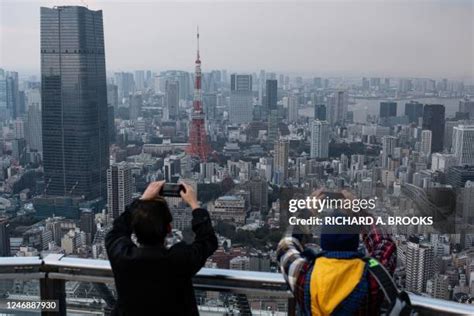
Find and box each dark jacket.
[105,204,218,316]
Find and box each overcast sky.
[1,0,473,80]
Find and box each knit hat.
[320,210,360,251]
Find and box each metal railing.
[0,254,472,315]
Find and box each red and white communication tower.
[187,27,212,161]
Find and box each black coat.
[105,205,218,316]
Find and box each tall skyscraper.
[285,94,298,123]
[310,120,329,159]
[134,70,145,91]
[381,136,397,168]
[405,101,424,124]
[26,91,42,152]
[41,6,109,200]
[267,109,280,142]
[129,93,142,121]
[107,84,118,109]
[0,218,10,257]
[158,70,190,101]
[452,125,474,166]
[405,240,434,293]
[273,139,289,185]
[107,162,133,219]
[165,80,179,120]
[114,72,135,101]
[422,104,445,153]
[203,93,217,121]
[420,130,432,157]
[380,101,397,118]
[0,69,7,120]
[314,104,327,121]
[327,91,347,124]
[265,79,278,111]
[229,74,253,124]
[247,176,268,212]
[458,99,474,119]
[80,209,96,245]
[5,71,19,119]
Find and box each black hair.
[130,198,173,246]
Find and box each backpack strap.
[363,257,399,305]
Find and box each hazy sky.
[1,0,473,80]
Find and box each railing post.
[288,297,296,316]
[40,276,66,316]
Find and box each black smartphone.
[160,183,185,197]
[322,191,345,199]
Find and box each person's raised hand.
[179,182,199,210]
[140,181,165,200]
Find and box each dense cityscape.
[0,3,473,314]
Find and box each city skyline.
[1,0,473,81]
[0,1,474,312]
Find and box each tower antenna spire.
[196,25,200,60]
[187,26,211,161]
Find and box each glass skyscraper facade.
[422,104,445,153]
[41,6,109,200]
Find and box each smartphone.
[160,183,185,197]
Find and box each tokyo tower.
[186,27,212,161]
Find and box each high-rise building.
[41,6,110,200]
[129,93,142,121]
[114,72,135,101]
[314,104,326,121]
[203,93,217,121]
[462,181,474,224]
[444,120,468,152]
[107,162,133,219]
[274,139,289,184]
[267,110,280,142]
[12,139,27,165]
[422,104,445,153]
[361,77,370,90]
[134,70,145,91]
[80,209,96,245]
[381,136,397,168]
[327,91,347,124]
[265,79,277,111]
[405,240,434,293]
[107,84,118,109]
[458,99,474,119]
[310,120,329,159]
[405,101,424,124]
[452,125,474,166]
[247,176,268,212]
[420,130,432,157]
[165,80,179,120]
[359,178,373,198]
[229,74,253,124]
[0,69,7,120]
[0,218,10,257]
[157,70,190,101]
[26,97,42,152]
[431,153,457,172]
[285,94,298,123]
[430,275,450,300]
[446,165,474,188]
[380,102,397,118]
[5,71,19,119]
